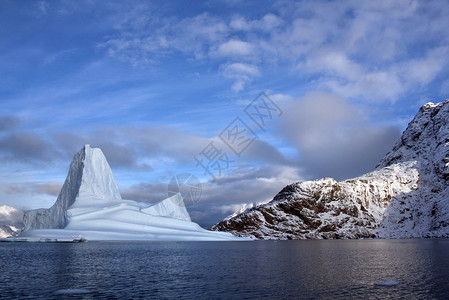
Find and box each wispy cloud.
[230,13,283,32]
[0,115,290,174]
[221,62,260,91]
[101,11,229,63]
[35,1,48,17]
[216,39,255,57]
[97,1,449,99]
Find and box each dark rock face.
[212,100,449,239]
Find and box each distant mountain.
[21,145,243,241]
[212,100,449,239]
[0,205,23,238]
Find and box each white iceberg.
[373,280,399,286]
[54,289,90,295]
[20,145,246,241]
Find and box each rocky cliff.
[212,100,449,239]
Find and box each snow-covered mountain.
[21,145,243,241]
[212,100,449,239]
[0,205,23,238]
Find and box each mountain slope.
[212,100,449,239]
[377,101,449,237]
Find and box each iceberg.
[54,289,90,295]
[373,280,399,286]
[20,145,245,241]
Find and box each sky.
[1,0,449,227]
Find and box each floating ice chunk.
[54,289,90,294]
[373,280,399,286]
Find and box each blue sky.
[1,0,449,227]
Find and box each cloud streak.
[2,182,62,197]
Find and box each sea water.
[1,239,449,299]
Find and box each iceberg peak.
[23,145,121,231]
[21,145,243,241]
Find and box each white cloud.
[269,0,449,101]
[222,63,260,91]
[100,10,281,92]
[36,1,48,16]
[101,12,229,63]
[222,62,259,76]
[229,16,250,31]
[97,1,449,97]
[229,13,283,32]
[216,39,255,57]
[259,13,283,31]
[0,205,24,228]
[400,46,449,86]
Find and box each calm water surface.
[1,239,449,299]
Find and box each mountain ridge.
[211,100,449,239]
